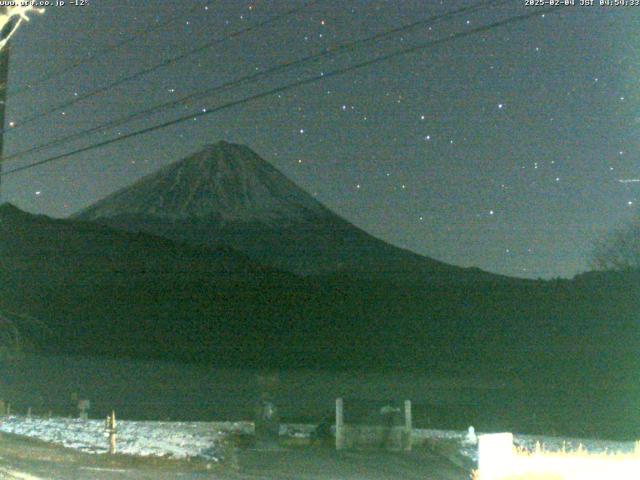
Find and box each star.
[6,0,631,281]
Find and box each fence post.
[106,411,117,454]
[478,432,514,480]
[404,400,412,451]
[78,400,90,420]
[335,398,344,450]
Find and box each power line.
[2,0,319,135]
[1,6,561,178]
[6,1,212,99]
[2,0,509,163]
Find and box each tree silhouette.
[591,216,640,271]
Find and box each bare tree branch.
[591,217,640,271]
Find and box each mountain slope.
[0,203,301,360]
[0,204,637,389]
[76,142,329,225]
[74,141,500,282]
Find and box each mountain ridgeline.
[0,142,636,383]
[74,141,499,283]
[2,199,638,375]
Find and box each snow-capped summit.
[74,141,500,281]
[77,141,330,226]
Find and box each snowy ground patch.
[0,415,636,467]
[0,416,251,461]
[413,428,638,464]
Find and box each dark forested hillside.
[1,203,638,382]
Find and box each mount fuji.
[74,141,500,284]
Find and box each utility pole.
[0,47,9,200]
[0,6,13,200]
[0,7,6,412]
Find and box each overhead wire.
[1,0,320,134]
[1,6,562,177]
[7,1,214,99]
[2,0,511,163]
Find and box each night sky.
[1,0,638,279]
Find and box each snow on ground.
[0,415,635,465]
[0,416,252,461]
[413,428,638,463]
